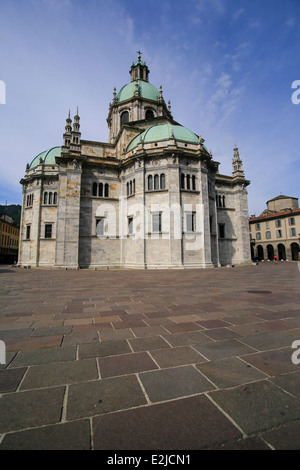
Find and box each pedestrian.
[274,255,278,264]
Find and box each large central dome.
[127,123,200,152]
[116,80,160,103]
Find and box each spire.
[232,143,245,178]
[73,107,80,132]
[62,110,72,151]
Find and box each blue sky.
[0,0,299,216]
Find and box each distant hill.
[0,204,21,226]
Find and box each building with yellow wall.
[249,195,300,261]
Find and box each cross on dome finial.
[137,50,142,60]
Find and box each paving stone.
[239,331,295,351]
[164,322,203,333]
[271,371,300,398]
[222,315,264,326]
[242,349,298,377]
[31,326,72,337]
[64,318,94,326]
[72,323,112,333]
[262,421,300,450]
[92,395,242,450]
[150,345,207,368]
[128,335,171,352]
[79,339,131,359]
[167,315,202,324]
[214,437,271,450]
[197,319,231,329]
[67,375,146,420]
[0,386,65,433]
[139,365,215,402]
[5,335,63,351]
[0,328,34,339]
[62,331,99,346]
[209,380,300,435]
[19,359,98,390]
[228,322,271,336]
[164,330,214,347]
[0,367,27,392]
[201,327,241,341]
[9,345,76,367]
[99,328,135,342]
[93,315,121,324]
[0,419,91,450]
[193,339,255,360]
[130,325,170,338]
[196,357,267,388]
[98,351,158,378]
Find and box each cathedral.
[18,53,251,269]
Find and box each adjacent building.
[0,215,20,264]
[249,195,300,261]
[18,54,251,269]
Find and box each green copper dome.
[116,80,160,103]
[29,146,61,169]
[127,123,200,152]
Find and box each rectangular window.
[44,224,52,239]
[266,231,271,239]
[276,229,282,238]
[186,213,195,232]
[218,223,225,239]
[96,218,105,237]
[289,217,295,226]
[152,213,162,233]
[255,223,260,230]
[290,227,296,236]
[128,217,133,235]
[26,225,31,240]
[266,221,270,229]
[275,219,282,228]
[256,232,261,240]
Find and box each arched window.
[222,196,226,207]
[120,111,129,126]
[104,183,109,198]
[133,179,135,194]
[99,183,103,197]
[92,183,97,197]
[181,173,185,189]
[145,109,154,120]
[48,192,53,204]
[192,175,196,191]
[186,175,190,190]
[160,174,165,189]
[154,174,159,190]
[53,192,57,204]
[148,175,153,191]
[43,192,48,205]
[127,182,129,196]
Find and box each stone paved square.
[0,261,300,449]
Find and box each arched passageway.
[291,242,299,261]
[277,244,286,261]
[257,245,264,260]
[267,244,274,261]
